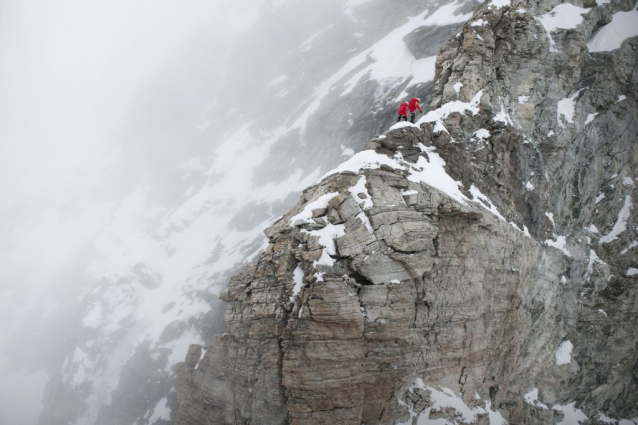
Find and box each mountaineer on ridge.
[409,97,422,123]
[397,102,409,122]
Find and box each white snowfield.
[587,8,638,52]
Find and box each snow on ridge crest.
[418,89,484,134]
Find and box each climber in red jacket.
[397,102,409,122]
[409,98,422,123]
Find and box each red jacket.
[398,102,408,116]
[409,98,422,113]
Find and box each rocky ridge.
[174,0,638,423]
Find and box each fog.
[0,0,452,422]
[0,1,261,423]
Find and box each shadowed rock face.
[174,0,638,423]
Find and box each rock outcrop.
[174,0,638,423]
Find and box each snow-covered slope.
[0,0,480,424]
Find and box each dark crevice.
[348,271,375,286]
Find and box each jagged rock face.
[175,140,556,424]
[175,0,638,423]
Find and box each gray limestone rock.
[174,0,638,423]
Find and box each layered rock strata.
[175,0,638,423]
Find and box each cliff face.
[174,0,638,423]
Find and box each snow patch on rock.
[599,195,633,244]
[587,8,638,52]
[552,402,589,425]
[470,185,506,221]
[538,4,589,51]
[409,144,468,205]
[546,235,571,257]
[290,192,339,225]
[555,340,574,365]
[557,89,584,127]
[398,378,507,424]
[523,388,549,409]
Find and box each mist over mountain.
[2,0,637,424]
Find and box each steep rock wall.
[174,0,638,423]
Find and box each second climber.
[408,97,422,123]
[397,102,409,122]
